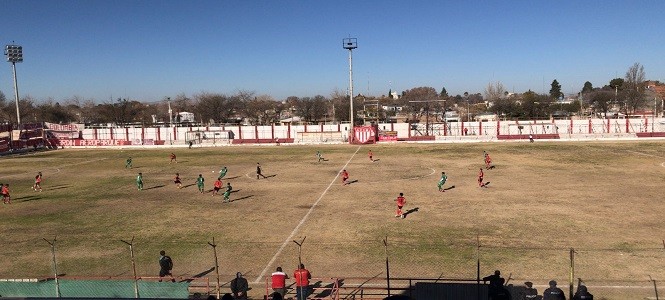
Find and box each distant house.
[279,116,302,125]
[474,113,497,122]
[177,112,195,123]
[382,105,403,112]
[444,111,461,122]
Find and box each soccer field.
[0,141,663,298]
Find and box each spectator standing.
[543,280,566,300]
[158,250,175,282]
[271,266,289,298]
[294,263,311,300]
[483,270,503,300]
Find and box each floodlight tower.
[4,44,23,125]
[343,38,357,137]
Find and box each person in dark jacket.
[230,272,248,300]
[572,285,593,300]
[543,280,566,300]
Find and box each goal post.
[296,131,345,143]
[185,130,233,145]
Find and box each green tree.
[582,81,593,93]
[609,78,624,91]
[549,79,563,100]
[440,86,448,99]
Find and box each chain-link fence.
[2,237,662,299]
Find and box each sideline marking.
[254,146,362,283]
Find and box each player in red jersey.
[33,172,43,192]
[368,150,374,162]
[169,153,177,164]
[2,183,10,204]
[395,193,406,218]
[174,173,182,189]
[212,178,223,196]
[484,153,492,169]
[340,169,349,185]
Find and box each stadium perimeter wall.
[45,117,665,147]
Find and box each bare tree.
[484,81,506,102]
[624,63,647,113]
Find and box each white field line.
[624,150,665,168]
[625,150,664,159]
[253,145,362,283]
[0,157,107,179]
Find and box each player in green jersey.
[218,166,228,179]
[136,172,143,190]
[223,182,232,203]
[438,172,447,192]
[196,174,205,193]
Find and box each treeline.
[0,64,659,125]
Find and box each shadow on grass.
[182,267,215,283]
[346,179,359,185]
[231,195,254,202]
[15,195,42,202]
[47,184,71,191]
[403,207,419,218]
[443,185,456,191]
[144,185,166,190]
[225,175,241,180]
[313,278,345,298]
[372,159,381,162]
[181,183,196,189]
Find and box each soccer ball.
[212,171,215,173]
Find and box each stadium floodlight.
[343,38,357,140]
[4,44,23,125]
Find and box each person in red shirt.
[368,150,374,162]
[33,172,43,192]
[478,168,485,187]
[169,153,177,164]
[341,169,349,185]
[2,183,10,204]
[395,193,406,218]
[212,178,223,196]
[174,173,182,189]
[485,153,492,169]
[271,266,289,298]
[293,264,311,300]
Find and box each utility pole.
[343,38,357,139]
[4,44,23,126]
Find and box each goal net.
[185,130,233,145]
[296,131,345,143]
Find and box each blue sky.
[1,0,664,103]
